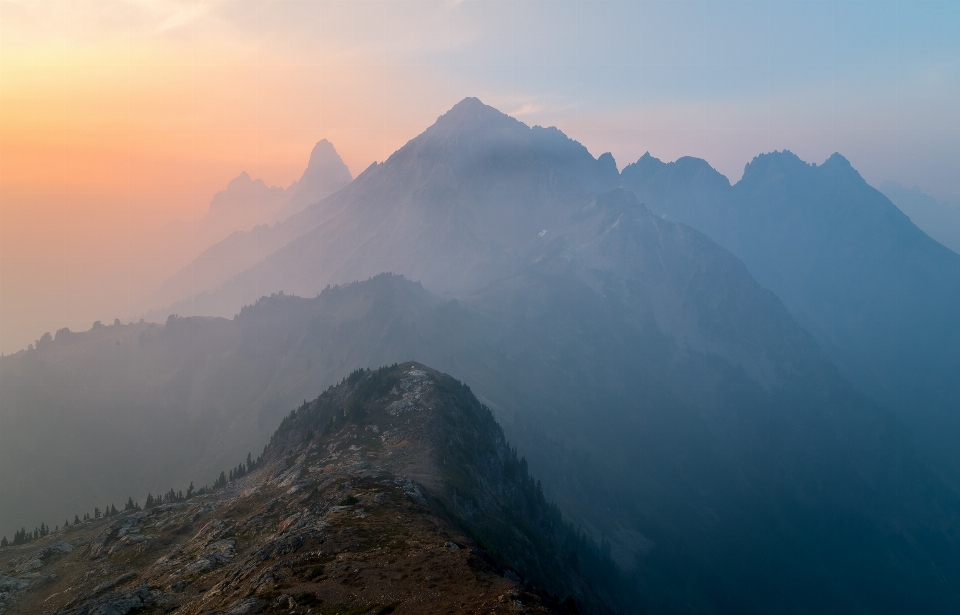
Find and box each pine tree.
[125,497,136,511]
[110,504,119,516]
[1,536,7,548]
[144,493,155,509]
[74,515,81,525]
[186,482,195,499]
[94,507,101,519]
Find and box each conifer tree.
[74,515,81,525]
[1,536,7,547]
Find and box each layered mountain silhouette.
[144,98,619,318]
[137,139,353,315]
[621,151,960,472]
[6,98,960,613]
[6,237,960,609]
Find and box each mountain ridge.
[0,363,621,615]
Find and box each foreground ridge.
[0,363,617,615]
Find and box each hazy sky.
[1,0,959,353]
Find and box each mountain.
[0,363,620,615]
[621,150,960,472]
[6,231,960,611]
[880,180,960,254]
[135,140,353,316]
[274,138,354,222]
[148,97,620,318]
[6,100,960,612]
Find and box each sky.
[1,0,959,353]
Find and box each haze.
[1,0,958,353]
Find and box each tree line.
[1,452,263,549]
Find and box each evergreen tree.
[144,493,155,509]
[125,497,136,511]
[94,507,101,519]
[110,504,119,516]
[74,515,81,525]
[1,536,7,548]
[186,482,195,499]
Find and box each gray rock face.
[57,585,159,615]
[0,576,28,592]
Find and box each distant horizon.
[2,0,958,354]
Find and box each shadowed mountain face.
[6,197,960,611]
[6,99,960,613]
[150,98,620,318]
[622,150,960,472]
[0,364,619,615]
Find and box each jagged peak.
[300,138,352,182]
[598,151,618,172]
[739,150,865,187]
[819,152,864,183]
[739,150,811,184]
[622,152,728,187]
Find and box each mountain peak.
[739,150,811,185]
[819,152,864,183]
[302,139,352,180]
[274,139,354,220]
[429,96,526,136]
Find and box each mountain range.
[621,151,960,473]
[0,364,622,615]
[4,98,960,613]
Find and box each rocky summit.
[0,364,614,615]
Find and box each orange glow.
[0,4,455,353]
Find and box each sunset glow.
[2,0,959,352]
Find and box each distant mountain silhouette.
[135,139,353,314]
[273,138,354,222]
[622,150,960,473]
[881,180,960,254]
[146,97,619,318]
